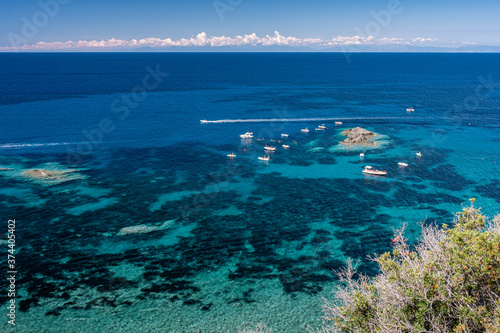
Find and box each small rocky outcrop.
[20,167,86,184]
[341,127,375,145]
[23,169,60,179]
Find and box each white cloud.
[322,36,408,46]
[0,32,440,51]
[411,37,438,43]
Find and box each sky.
[0,0,499,51]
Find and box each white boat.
[264,145,276,151]
[240,132,254,139]
[335,121,342,125]
[318,124,327,129]
[315,127,324,131]
[416,152,422,157]
[281,133,289,138]
[406,108,415,112]
[398,162,408,167]
[227,153,236,158]
[258,155,270,161]
[200,119,209,123]
[282,144,290,149]
[301,128,310,133]
[362,165,387,176]
[360,153,365,157]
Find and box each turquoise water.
[0,53,499,332]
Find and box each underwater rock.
[23,169,59,178]
[341,127,376,145]
[117,220,174,235]
[20,166,86,185]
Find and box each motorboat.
[318,124,327,129]
[258,155,270,161]
[398,162,408,167]
[301,128,310,133]
[416,152,422,157]
[264,145,276,151]
[362,165,387,176]
[240,132,254,139]
[360,153,365,157]
[406,108,415,112]
[282,144,290,149]
[281,133,289,138]
[200,119,209,123]
[315,127,324,131]
[227,153,236,158]
[335,121,342,125]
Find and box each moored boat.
[318,124,327,129]
[360,153,365,157]
[301,127,310,133]
[416,152,422,157]
[227,153,236,158]
[335,121,342,125]
[362,165,387,176]
[398,162,408,167]
[406,108,415,112]
[240,132,254,139]
[281,133,289,138]
[282,144,290,149]
[258,155,270,161]
[264,145,276,151]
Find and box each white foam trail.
[0,142,76,149]
[0,139,164,150]
[201,117,423,123]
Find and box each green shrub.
[316,200,500,333]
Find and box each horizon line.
[2,50,500,53]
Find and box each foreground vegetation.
[317,200,500,332]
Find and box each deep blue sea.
[0,53,499,332]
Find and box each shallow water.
[0,53,499,332]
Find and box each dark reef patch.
[476,181,500,203]
[0,141,470,314]
[317,156,337,165]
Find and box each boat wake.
[0,142,76,149]
[201,117,422,124]
[0,138,164,150]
